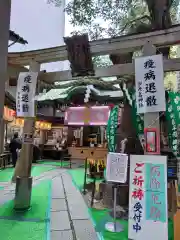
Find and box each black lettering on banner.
[22,104,29,112]
[24,75,32,84]
[146,96,157,106]
[22,84,30,92]
[145,82,157,93]
[144,70,156,81]
[144,59,155,69]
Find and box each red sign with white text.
[144,128,160,155]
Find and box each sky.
[9,0,71,71]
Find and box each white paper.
[16,72,38,117]
[176,71,180,92]
[128,155,168,240]
[106,152,128,183]
[23,133,33,144]
[135,55,166,113]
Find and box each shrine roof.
[35,86,123,102]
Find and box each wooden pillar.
[0,120,5,152]
[80,127,83,146]
[100,126,104,145]
[39,130,46,144]
[0,0,11,154]
[5,122,8,145]
[12,61,40,180]
[67,127,73,146]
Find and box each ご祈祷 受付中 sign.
[128,155,168,240]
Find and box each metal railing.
[0,152,11,170]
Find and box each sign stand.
[104,152,128,233]
[105,184,124,232]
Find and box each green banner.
[106,105,119,152]
[125,85,179,156]
[166,92,180,157]
[126,85,144,136]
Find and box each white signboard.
[23,133,33,144]
[128,155,168,240]
[16,72,38,117]
[106,152,128,183]
[135,55,166,113]
[176,71,180,92]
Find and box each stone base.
[14,176,32,211]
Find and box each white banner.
[16,72,38,117]
[106,152,128,183]
[128,155,168,240]
[135,55,166,113]
[176,71,180,92]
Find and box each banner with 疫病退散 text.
[135,55,166,114]
[16,72,38,118]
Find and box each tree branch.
[119,15,152,34]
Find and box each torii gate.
[1,0,180,236]
[8,24,180,181]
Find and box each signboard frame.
[128,155,168,240]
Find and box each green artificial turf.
[0,168,15,182]
[0,180,50,220]
[0,220,46,240]
[37,160,70,167]
[68,168,174,240]
[68,168,103,190]
[0,165,56,182]
[89,208,174,240]
[0,180,51,240]
[31,165,56,178]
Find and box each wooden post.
[13,61,40,180]
[0,120,5,153]
[0,0,11,154]
[80,127,83,146]
[39,130,46,145]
